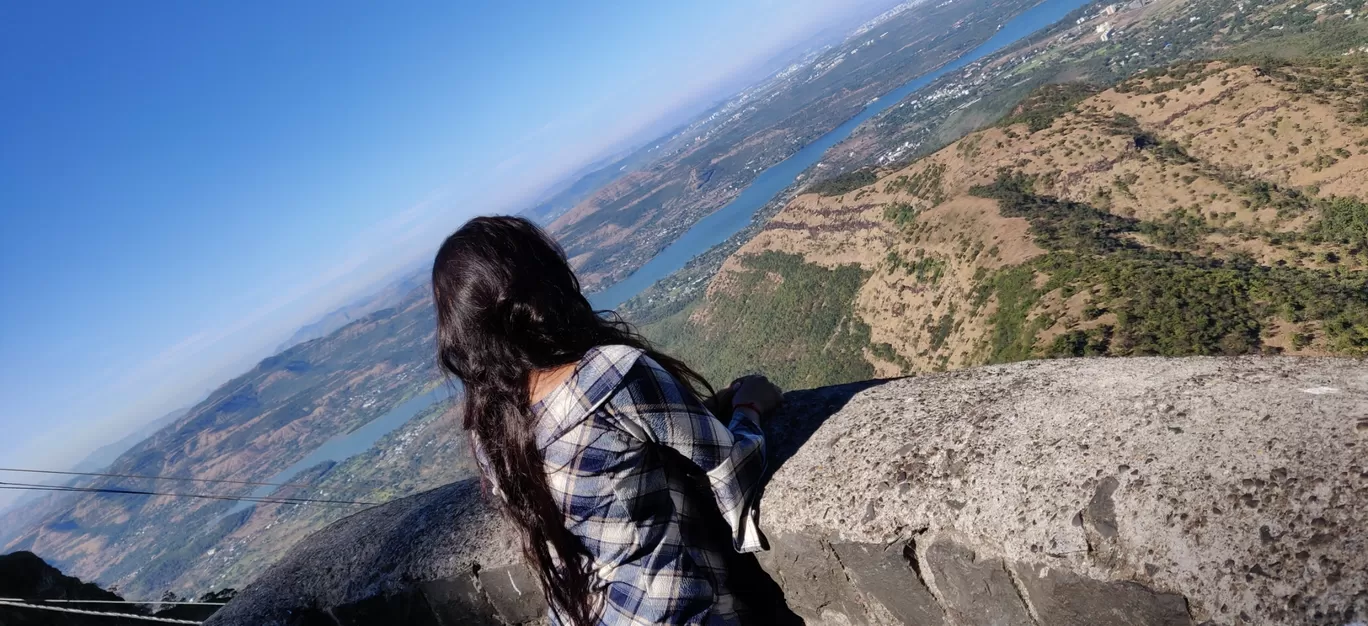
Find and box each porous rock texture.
[204,479,541,626]
[209,357,1368,626]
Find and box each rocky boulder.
[210,357,1368,626]
[0,551,155,625]
[204,479,537,626]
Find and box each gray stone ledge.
[210,357,1368,626]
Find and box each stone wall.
[208,357,1368,626]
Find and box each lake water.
[230,385,455,511]
[588,0,1091,309]
[252,0,1090,502]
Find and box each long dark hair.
[431,216,711,625]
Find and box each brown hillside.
[664,60,1368,380]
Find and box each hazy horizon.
[0,0,907,494]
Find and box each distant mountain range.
[0,407,190,518]
[517,0,910,227]
[520,151,651,225]
[274,266,428,352]
[69,408,189,475]
[0,283,441,597]
[543,0,1042,292]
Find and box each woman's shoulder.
[536,345,648,442]
[584,345,690,395]
[540,345,645,406]
[575,345,654,401]
[583,343,645,365]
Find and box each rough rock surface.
[210,357,1368,626]
[204,479,538,626]
[0,551,148,625]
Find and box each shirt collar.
[534,344,644,448]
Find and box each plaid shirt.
[524,344,768,625]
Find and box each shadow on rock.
[735,378,894,626]
[765,378,894,478]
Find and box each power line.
[0,599,202,624]
[0,467,312,489]
[0,598,227,607]
[0,482,376,507]
[0,484,368,507]
[0,482,374,507]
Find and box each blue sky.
[0,1,898,473]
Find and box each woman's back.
[529,345,766,625]
[432,216,787,625]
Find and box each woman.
[432,216,784,626]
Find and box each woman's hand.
[701,384,736,417]
[731,375,783,417]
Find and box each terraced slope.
[642,59,1368,389]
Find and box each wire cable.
[0,467,312,489]
[0,598,227,606]
[0,482,374,507]
[0,599,203,624]
[0,482,376,507]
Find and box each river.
[588,0,1091,309]
[228,385,455,513]
[251,0,1091,503]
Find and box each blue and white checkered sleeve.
[607,356,769,553]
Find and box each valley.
[3,0,1367,609]
[3,0,1087,599]
[621,0,1368,326]
[550,0,1047,292]
[0,288,445,597]
[640,58,1368,392]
